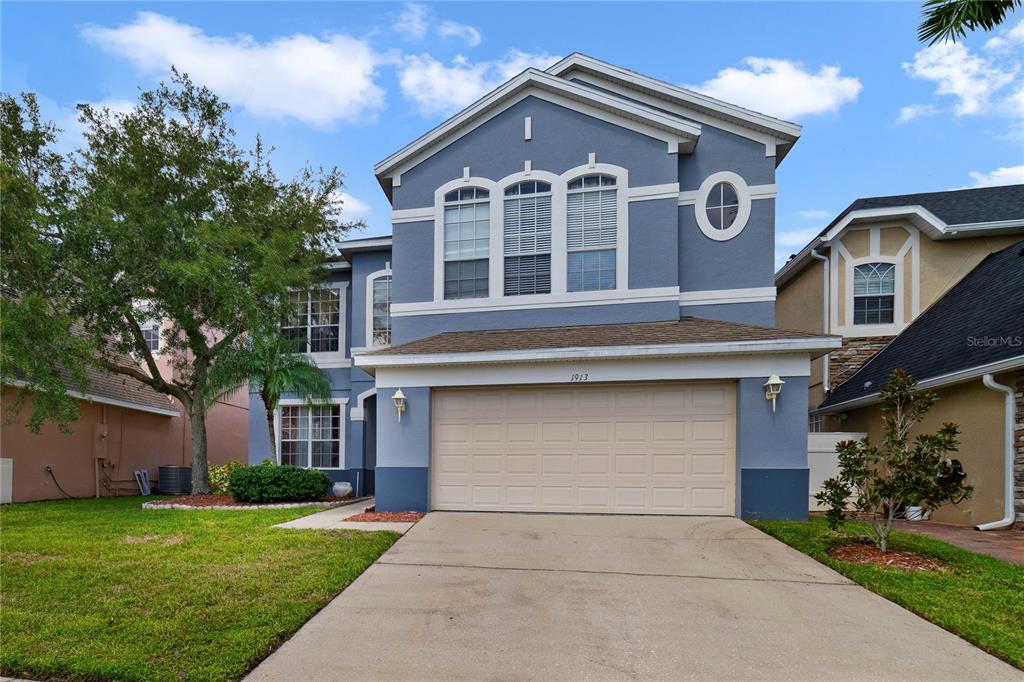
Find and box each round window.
[705,181,740,231]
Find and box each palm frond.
[918,0,1021,45]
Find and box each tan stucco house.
[775,185,1024,528]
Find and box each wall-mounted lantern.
[392,388,407,422]
[764,375,785,413]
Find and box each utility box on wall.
[0,458,12,503]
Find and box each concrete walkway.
[894,519,1023,565]
[247,513,1021,681]
[274,497,417,534]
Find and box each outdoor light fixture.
[392,388,407,422]
[764,374,785,413]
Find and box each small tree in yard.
[816,370,971,552]
[1,74,358,493]
[211,324,332,462]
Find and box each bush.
[208,461,244,495]
[228,463,332,503]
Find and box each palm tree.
[919,0,1020,44]
[212,327,332,461]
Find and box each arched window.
[503,181,552,295]
[853,263,895,325]
[566,174,617,292]
[368,272,392,347]
[443,187,490,299]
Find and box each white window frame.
[694,171,752,241]
[283,283,350,368]
[139,319,161,353]
[365,265,393,349]
[852,262,896,326]
[430,163,628,304]
[503,179,555,296]
[566,172,621,293]
[274,397,349,471]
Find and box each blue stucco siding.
[393,96,677,210]
[375,467,429,511]
[677,125,775,191]
[376,386,431,469]
[678,199,775,292]
[391,300,679,345]
[679,301,774,326]
[628,198,678,290]
[348,249,392,350]
[391,221,433,306]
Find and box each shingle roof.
[75,361,179,415]
[819,239,1024,411]
[829,185,1024,229]
[366,316,832,356]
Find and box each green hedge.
[228,463,332,503]
[208,460,244,495]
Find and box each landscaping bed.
[143,494,360,510]
[750,516,1024,670]
[346,511,425,523]
[0,496,400,682]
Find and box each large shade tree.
[1,73,358,492]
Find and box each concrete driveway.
[247,513,1020,681]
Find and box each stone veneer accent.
[828,336,895,389]
[1015,369,1024,528]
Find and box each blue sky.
[3,2,1023,268]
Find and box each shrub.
[208,461,244,495]
[228,463,332,503]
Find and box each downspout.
[976,374,1015,531]
[810,246,830,393]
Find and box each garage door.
[431,382,736,515]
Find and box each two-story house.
[248,54,839,520]
[776,185,1024,528]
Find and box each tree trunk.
[190,394,212,494]
[265,406,277,462]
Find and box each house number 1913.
[569,372,590,382]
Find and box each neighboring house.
[248,53,840,520]
[776,186,1024,527]
[0,341,248,503]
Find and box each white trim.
[627,183,680,202]
[524,116,532,141]
[693,171,752,241]
[375,70,700,179]
[815,355,1024,414]
[356,335,840,372]
[3,379,180,417]
[274,396,350,470]
[365,266,393,349]
[391,207,433,224]
[371,353,814,389]
[392,286,679,316]
[748,183,777,200]
[679,286,776,306]
[350,387,377,422]
[433,177,500,302]
[547,54,801,140]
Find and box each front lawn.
[0,496,399,682]
[750,516,1024,670]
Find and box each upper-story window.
[443,187,490,299]
[567,174,617,292]
[705,182,740,231]
[504,180,552,296]
[370,275,392,346]
[139,320,160,352]
[853,263,895,325]
[283,288,341,353]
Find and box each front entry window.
[280,404,341,468]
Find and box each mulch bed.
[144,494,356,510]
[829,543,948,572]
[346,511,425,523]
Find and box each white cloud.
[967,165,1024,187]
[438,20,482,47]
[686,58,862,120]
[392,3,429,40]
[82,12,384,126]
[984,18,1024,51]
[896,103,938,123]
[796,209,830,220]
[336,192,370,219]
[776,227,822,250]
[399,50,561,116]
[902,40,1017,116]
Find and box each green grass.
[750,516,1024,670]
[0,496,399,682]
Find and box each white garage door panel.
[431,383,736,515]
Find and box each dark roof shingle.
[367,316,830,356]
[819,239,1024,410]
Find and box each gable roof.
[777,184,1024,286]
[374,67,702,198]
[816,239,1024,413]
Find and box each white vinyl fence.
[808,432,866,511]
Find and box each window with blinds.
[504,180,552,295]
[443,187,490,300]
[566,174,617,292]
